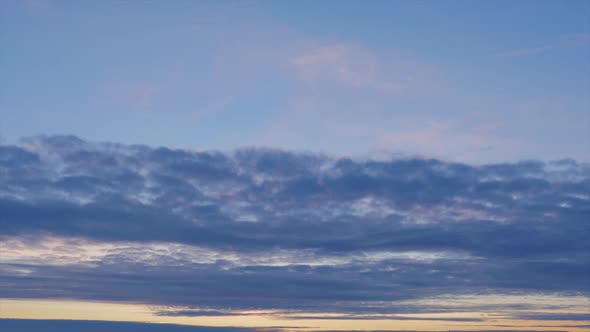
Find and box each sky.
[0,1,589,332]
[1,0,589,163]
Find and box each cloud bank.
[0,135,589,318]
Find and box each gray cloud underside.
[313,330,570,332]
[514,313,590,321]
[155,310,483,321]
[0,319,282,332]
[1,135,589,313]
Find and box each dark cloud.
[0,319,270,332]
[155,310,255,317]
[275,315,484,322]
[514,313,590,321]
[1,135,589,314]
[313,330,570,332]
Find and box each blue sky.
[1,0,589,163]
[1,1,590,331]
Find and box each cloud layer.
[1,135,589,317]
[0,319,263,332]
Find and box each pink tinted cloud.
[21,0,52,15]
[290,43,445,97]
[475,121,506,132]
[371,118,526,163]
[127,83,161,109]
[291,44,379,88]
[254,41,448,153]
[188,95,235,123]
[99,81,163,112]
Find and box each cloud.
[104,81,164,111]
[292,44,379,88]
[155,310,258,317]
[275,315,484,322]
[0,319,266,332]
[1,135,589,315]
[290,43,443,97]
[493,33,590,58]
[20,0,52,15]
[513,313,590,321]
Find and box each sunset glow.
[1,1,589,331]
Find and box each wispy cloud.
[290,43,443,97]
[494,33,590,57]
[101,81,164,112]
[291,44,379,88]
[371,116,524,163]
[20,0,52,15]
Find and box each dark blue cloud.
[514,313,590,321]
[273,315,484,322]
[0,319,268,332]
[0,135,589,314]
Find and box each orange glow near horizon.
[1,298,590,331]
